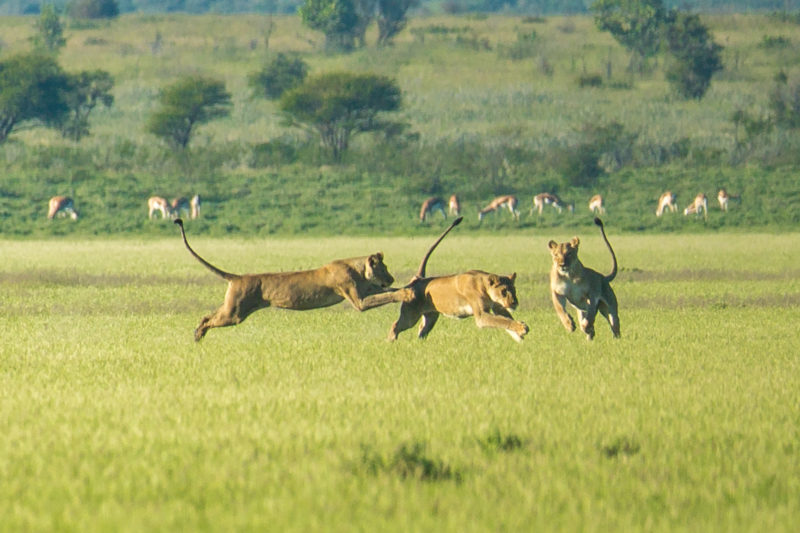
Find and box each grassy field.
[1,230,799,531]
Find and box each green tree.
[280,71,402,160]
[299,0,360,51]
[377,0,418,46]
[663,11,723,99]
[60,70,114,141]
[32,4,66,53]
[69,0,119,19]
[248,53,309,100]
[146,76,232,149]
[0,53,71,143]
[591,0,667,72]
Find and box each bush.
[248,53,308,100]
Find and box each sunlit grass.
[1,233,799,530]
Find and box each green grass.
[1,232,799,531]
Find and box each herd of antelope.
[46,194,201,221]
[419,189,740,223]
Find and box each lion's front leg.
[472,306,529,342]
[551,291,575,332]
[577,307,596,341]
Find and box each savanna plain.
[1,231,799,531]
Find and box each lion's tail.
[594,217,617,283]
[414,216,463,279]
[174,218,238,281]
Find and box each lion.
[175,218,397,341]
[365,217,529,342]
[548,218,620,340]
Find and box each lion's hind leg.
[194,288,266,341]
[417,312,440,339]
[388,304,423,341]
[598,289,621,338]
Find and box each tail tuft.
[452,216,463,227]
[174,218,184,227]
[594,217,602,227]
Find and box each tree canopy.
[0,53,71,143]
[280,71,402,160]
[146,76,232,149]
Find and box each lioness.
[366,217,529,342]
[175,218,397,341]
[548,218,620,340]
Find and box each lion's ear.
[548,240,558,250]
[369,253,383,266]
[509,272,517,281]
[570,237,580,247]
[488,274,500,286]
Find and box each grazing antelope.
[419,197,447,223]
[717,189,740,212]
[479,195,519,222]
[684,193,708,219]
[148,196,173,219]
[448,194,461,217]
[588,194,606,215]
[532,192,566,216]
[656,191,677,217]
[190,194,201,219]
[170,197,191,219]
[47,196,78,220]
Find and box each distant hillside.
[1,0,798,16]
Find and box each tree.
[32,4,66,53]
[0,53,71,143]
[69,0,120,19]
[663,11,723,99]
[377,0,418,46]
[299,0,360,51]
[248,53,308,100]
[60,70,114,141]
[591,0,667,72]
[146,76,232,149]
[280,72,402,160]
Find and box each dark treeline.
[2,0,799,15]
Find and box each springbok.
[717,189,740,212]
[190,194,201,219]
[684,193,708,219]
[47,196,78,220]
[148,196,173,219]
[532,192,566,216]
[448,194,461,217]
[171,197,191,219]
[656,191,677,217]
[419,197,447,223]
[588,194,606,215]
[479,195,519,222]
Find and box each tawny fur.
[175,219,396,341]
[548,218,620,340]
[366,217,528,342]
[47,196,78,220]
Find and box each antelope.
[684,193,708,219]
[190,194,201,219]
[717,189,740,212]
[656,191,677,217]
[532,192,566,216]
[419,197,447,223]
[47,196,78,220]
[478,195,519,222]
[148,196,173,219]
[170,197,191,219]
[448,194,461,217]
[588,194,606,215]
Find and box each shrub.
[69,0,119,19]
[248,53,308,100]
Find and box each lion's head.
[487,273,519,311]
[548,237,580,275]
[366,252,395,288]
